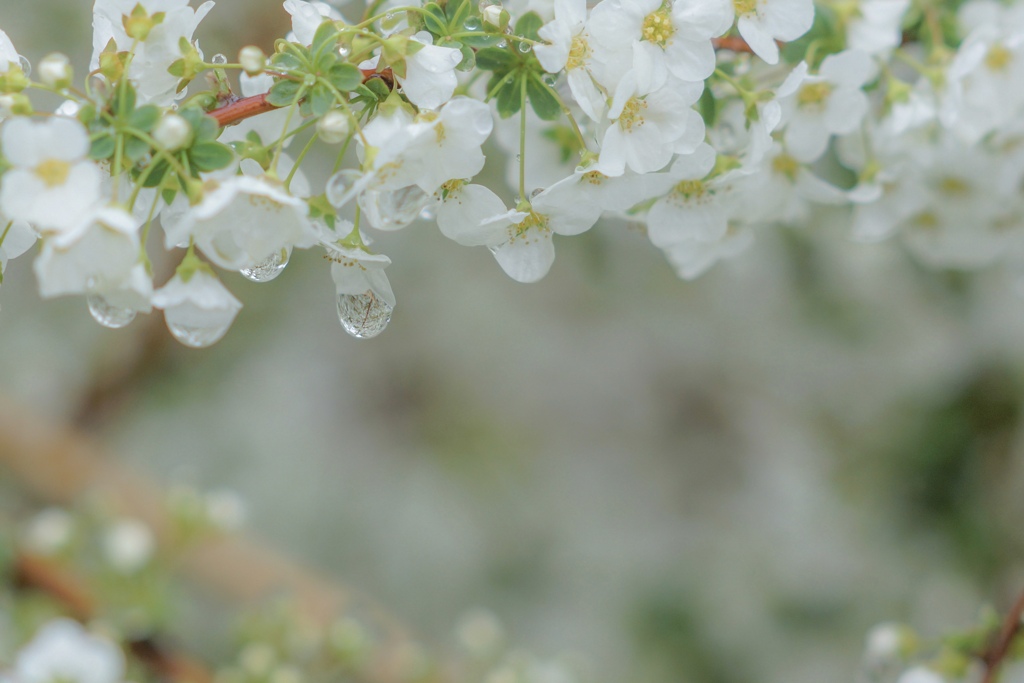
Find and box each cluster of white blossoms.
[1,0,1023,346]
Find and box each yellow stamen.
[35,159,71,188]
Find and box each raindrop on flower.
[360,185,432,230]
[463,17,481,31]
[240,248,290,283]
[543,75,557,86]
[212,53,228,65]
[87,292,137,329]
[419,204,436,221]
[517,42,532,53]
[337,291,392,339]
[326,169,363,208]
[167,321,233,349]
[17,55,30,76]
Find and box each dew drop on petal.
[167,321,232,348]
[362,185,431,230]
[419,204,436,221]
[212,53,228,65]
[326,169,363,208]
[240,248,290,283]
[337,291,392,339]
[18,56,30,77]
[87,293,136,329]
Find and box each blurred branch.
[0,395,417,683]
[980,588,1024,683]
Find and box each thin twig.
[981,589,1024,683]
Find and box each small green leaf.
[310,83,335,116]
[698,86,717,127]
[328,63,362,92]
[423,3,449,35]
[311,20,339,57]
[266,79,304,107]
[269,51,305,71]
[190,141,234,172]
[124,135,150,162]
[456,43,476,71]
[460,32,503,48]
[365,77,391,98]
[515,11,544,41]
[476,47,516,71]
[90,134,116,160]
[129,104,161,132]
[495,75,523,118]
[446,0,470,28]
[142,158,170,187]
[113,82,137,119]
[526,73,560,121]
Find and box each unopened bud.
[317,110,351,144]
[153,113,192,151]
[482,5,503,26]
[239,46,266,76]
[39,53,72,89]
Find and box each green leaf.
[526,74,560,121]
[142,158,170,187]
[364,77,391,98]
[167,58,185,77]
[423,3,449,35]
[515,11,543,41]
[495,75,523,118]
[327,63,362,92]
[456,43,476,71]
[124,135,150,162]
[189,141,234,172]
[113,82,137,119]
[90,133,116,160]
[446,0,470,28]
[266,79,304,107]
[310,83,335,116]
[269,51,305,71]
[129,105,161,132]
[460,32,503,48]
[476,47,516,72]
[698,86,717,127]
[311,20,339,57]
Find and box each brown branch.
[210,68,395,128]
[981,589,1024,683]
[712,36,756,54]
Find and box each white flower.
[0,217,38,264]
[164,175,316,271]
[436,183,529,247]
[14,618,125,683]
[732,0,815,65]
[153,113,192,151]
[33,207,140,299]
[847,0,911,56]
[152,269,243,348]
[38,53,72,88]
[91,0,215,106]
[397,32,462,110]
[663,225,754,280]
[103,518,155,574]
[0,28,18,71]
[863,622,910,667]
[403,97,493,192]
[597,71,705,176]
[896,666,945,683]
[204,489,247,530]
[742,143,847,223]
[283,0,343,46]
[0,116,102,232]
[777,50,877,163]
[534,0,608,120]
[588,0,732,91]
[21,508,75,555]
[324,234,396,338]
[645,144,734,247]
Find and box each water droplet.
[212,53,228,65]
[240,248,290,283]
[326,169,363,208]
[543,75,557,86]
[497,40,508,49]
[87,293,136,329]
[360,185,431,230]
[463,17,481,31]
[337,291,392,339]
[167,321,232,348]
[515,154,521,162]
[385,11,395,20]
[338,45,351,58]
[419,204,436,221]
[303,73,317,86]
[530,187,543,199]
[17,55,30,76]
[517,42,532,53]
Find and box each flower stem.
[518,74,528,205]
[535,73,588,154]
[286,133,318,191]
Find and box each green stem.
[285,134,318,191]
[270,88,306,174]
[138,189,161,267]
[124,127,191,179]
[0,220,13,250]
[535,73,588,153]
[518,74,528,205]
[332,131,355,174]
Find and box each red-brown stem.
[712,36,757,53]
[981,589,1024,683]
[209,68,395,128]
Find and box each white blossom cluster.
[0,0,1023,347]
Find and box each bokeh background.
[4,2,1024,682]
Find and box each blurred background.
[4,2,1024,682]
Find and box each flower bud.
[38,53,72,89]
[153,113,192,151]
[482,5,504,26]
[317,110,351,144]
[239,46,265,76]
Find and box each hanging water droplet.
[17,55,30,76]
[360,185,431,230]
[543,75,557,86]
[326,169,363,208]
[517,41,532,53]
[212,53,228,65]
[419,204,436,221]
[385,11,395,20]
[338,45,351,58]
[497,40,508,49]
[166,321,232,348]
[515,154,521,162]
[240,248,290,283]
[463,16,481,30]
[337,291,392,339]
[87,293,136,329]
